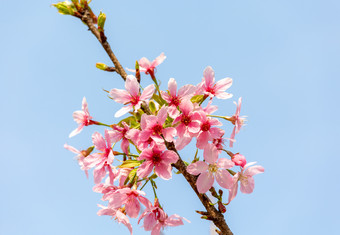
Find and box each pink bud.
[232,154,247,168]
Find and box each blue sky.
[1,0,340,234]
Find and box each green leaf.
[118,160,142,168]
[191,95,204,103]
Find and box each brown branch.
[81,9,127,80]
[70,6,233,235]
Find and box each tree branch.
[73,6,233,235]
[81,9,127,80]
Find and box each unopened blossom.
[138,199,187,235]
[196,112,224,149]
[187,143,234,193]
[110,122,139,155]
[128,52,166,77]
[110,75,155,117]
[106,188,150,218]
[197,66,233,99]
[228,97,246,147]
[64,143,92,177]
[231,153,247,168]
[137,147,178,180]
[84,130,117,184]
[161,78,195,118]
[97,205,133,235]
[228,162,264,203]
[139,106,176,148]
[173,99,202,150]
[69,97,95,137]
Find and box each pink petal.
[168,78,177,97]
[93,167,106,184]
[217,158,235,169]
[162,127,176,142]
[203,143,218,164]
[82,97,89,113]
[229,127,236,148]
[151,223,162,235]
[196,172,214,194]
[140,84,155,101]
[175,136,192,150]
[165,214,186,227]
[121,138,130,155]
[69,125,84,138]
[151,52,166,67]
[157,106,168,124]
[215,92,233,99]
[114,105,133,118]
[215,169,233,189]
[72,111,85,124]
[142,213,157,230]
[186,161,208,175]
[137,161,154,178]
[179,99,193,115]
[126,197,141,218]
[215,77,233,92]
[92,132,106,151]
[139,57,151,69]
[116,210,133,235]
[240,176,255,194]
[110,89,131,104]
[176,123,187,137]
[125,75,139,97]
[228,176,239,204]
[64,143,80,154]
[244,165,265,177]
[236,97,242,116]
[203,66,215,86]
[161,150,179,164]
[178,84,195,98]
[196,131,211,149]
[155,162,172,180]
[187,121,201,134]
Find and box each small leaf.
[119,160,142,168]
[191,95,204,103]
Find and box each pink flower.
[84,130,117,184]
[229,97,246,147]
[97,205,133,235]
[228,162,264,203]
[64,143,91,177]
[138,199,188,235]
[106,188,150,218]
[110,122,139,155]
[69,97,94,137]
[128,53,166,76]
[231,153,247,168]
[138,107,176,149]
[137,147,178,180]
[197,66,233,99]
[110,75,155,117]
[187,144,234,193]
[173,99,202,150]
[196,112,224,149]
[161,78,195,118]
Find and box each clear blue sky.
[1,0,340,234]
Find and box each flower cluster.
[65,53,264,234]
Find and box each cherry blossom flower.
[137,147,178,180]
[161,78,195,118]
[69,97,94,137]
[228,162,264,203]
[110,75,155,117]
[139,107,176,148]
[64,143,92,177]
[172,99,202,150]
[138,199,188,235]
[110,122,139,155]
[128,53,166,77]
[196,112,224,149]
[84,130,117,184]
[97,205,133,235]
[228,97,246,147]
[106,188,150,218]
[187,143,234,193]
[197,66,233,99]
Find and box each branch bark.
[77,7,233,235]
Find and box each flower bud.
[97,12,106,31]
[218,201,226,213]
[52,1,76,15]
[232,153,247,168]
[96,62,108,71]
